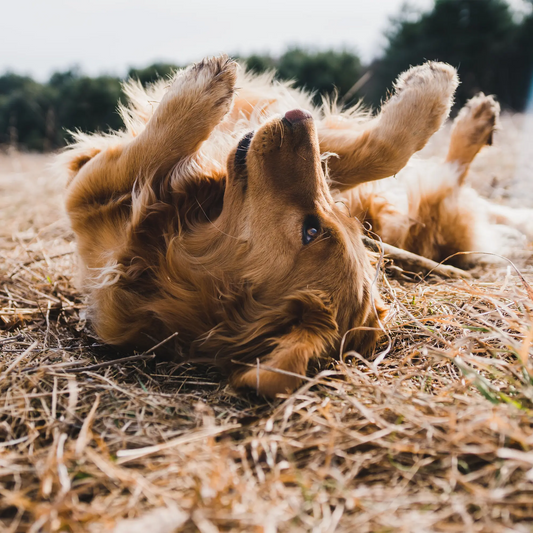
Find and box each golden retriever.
[59,55,531,397]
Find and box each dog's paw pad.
[383,61,459,152]
[455,93,500,146]
[193,55,238,85]
[395,61,459,100]
[169,55,237,102]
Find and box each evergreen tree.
[244,48,363,104]
[50,71,123,140]
[1,1,532,151]
[365,0,518,109]
[128,63,179,86]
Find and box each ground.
[1,114,533,532]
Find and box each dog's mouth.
[235,110,314,169]
[234,131,254,168]
[229,109,320,202]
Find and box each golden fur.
[59,55,531,397]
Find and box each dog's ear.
[230,329,330,397]
[55,141,102,186]
[66,147,101,175]
[56,130,123,187]
[227,291,339,397]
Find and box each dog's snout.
[284,109,313,124]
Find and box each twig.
[362,236,472,279]
[116,423,241,463]
[0,333,24,345]
[438,250,533,301]
[23,250,74,267]
[340,71,372,105]
[62,353,156,374]
[1,341,38,380]
[62,332,179,373]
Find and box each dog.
[59,55,532,397]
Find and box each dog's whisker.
[306,234,332,249]
[194,197,241,241]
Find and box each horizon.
[2,0,436,80]
[4,0,530,82]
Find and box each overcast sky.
[1,0,528,80]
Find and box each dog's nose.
[284,109,313,124]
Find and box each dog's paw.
[395,61,458,98]
[192,55,238,98]
[168,55,237,116]
[382,62,459,150]
[452,93,500,147]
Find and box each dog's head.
[197,110,386,396]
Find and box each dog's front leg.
[319,62,459,191]
[66,55,237,216]
[127,55,238,178]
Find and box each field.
[1,114,533,532]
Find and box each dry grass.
[1,114,533,533]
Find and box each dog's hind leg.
[319,62,458,191]
[391,94,501,263]
[446,93,500,184]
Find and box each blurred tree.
[244,48,363,104]
[128,62,179,86]
[277,48,363,104]
[50,70,123,142]
[2,1,533,152]
[0,74,53,151]
[0,73,37,96]
[364,0,519,109]
[0,70,124,150]
[507,3,533,110]
[243,54,276,74]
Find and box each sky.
[1,0,529,81]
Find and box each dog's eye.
[302,215,321,245]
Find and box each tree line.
[1,0,532,152]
